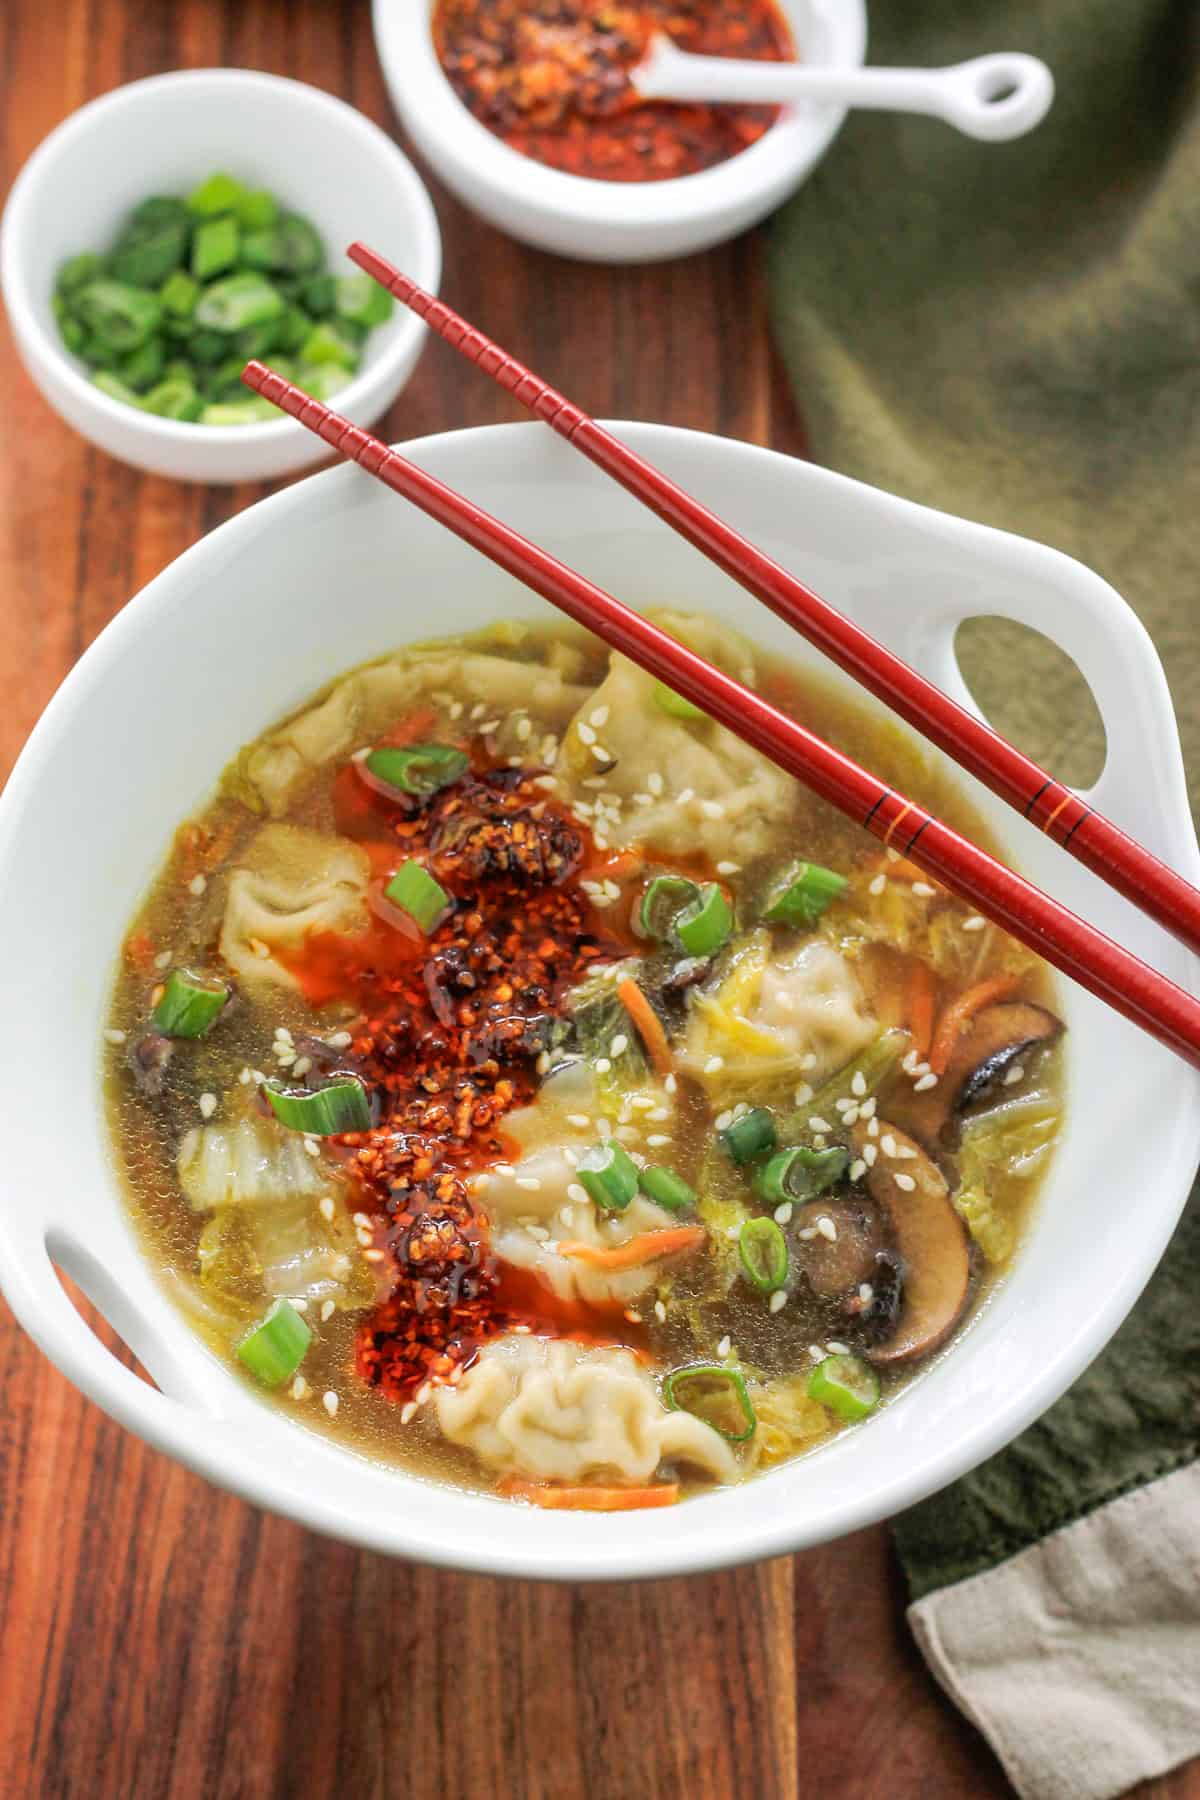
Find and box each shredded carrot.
[909,961,936,1059]
[557,1226,706,1270]
[616,977,674,1078]
[123,929,158,977]
[497,1477,679,1511]
[929,974,1019,1074]
[869,852,940,885]
[598,848,645,881]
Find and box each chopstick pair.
[240,260,1200,1074]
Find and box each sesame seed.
[896,1144,918,1160]
[327,1031,353,1049]
[863,1143,877,1168]
[715,1109,734,1132]
[808,1116,833,1133]
[800,1053,818,1072]
[292,1056,312,1077]
[199,1092,217,1120]
[726,1225,741,1240]
[400,1401,418,1425]
[321,1299,336,1322]
[664,1073,678,1096]
[704,1055,725,1074]
[717,1335,732,1359]
[104,1028,127,1045]
[631,1095,656,1111]
[793,1083,813,1106]
[589,744,611,764]
[842,1105,860,1126]
[647,772,665,796]
[902,1050,920,1075]
[1004,1063,1026,1086]
[590,705,610,728]
[894,1173,917,1192]
[239,1067,253,1085]
[676,787,695,805]
[610,1034,629,1057]
[536,1050,551,1075]
[773,1202,794,1225]
[700,799,725,820]
[869,874,887,896]
[716,861,741,875]
[886,848,900,863]
[449,700,464,720]
[594,1057,612,1074]
[648,1105,671,1121]
[188,873,207,897]
[858,1283,874,1306]
[577,722,597,745]
[527,1225,550,1241]
[912,882,936,898]
[798,1226,817,1241]
[322,1391,339,1417]
[816,1215,838,1242]
[563,1148,579,1167]
[515,1176,542,1191]
[851,1070,867,1097]
[911,1072,938,1092]
[963,914,986,932]
[859,1098,877,1120]
[647,1134,671,1148]
[364,1248,385,1264]
[302,1137,320,1158]
[567,1113,592,1130]
[356,1227,372,1246]
[478,719,501,735]
[625,1310,643,1324]
[769,1290,788,1314]
[291,1298,309,1314]
[494,1163,514,1177]
[654,1300,667,1324]
[319,1197,335,1222]
[416,1383,432,1406]
[154,949,172,970]
[615,1125,638,1143]
[533,774,558,791]
[881,1134,898,1156]
[827,1341,850,1356]
[849,1158,866,1181]
[808,1344,826,1362]
[515,717,532,741]
[290,1376,309,1400]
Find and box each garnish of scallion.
[754,1145,849,1206]
[672,882,732,957]
[807,1353,881,1422]
[237,1299,312,1386]
[719,1107,776,1166]
[664,1364,756,1441]
[365,743,469,797]
[639,874,700,941]
[384,860,450,932]
[762,860,848,927]
[738,1216,789,1294]
[151,968,230,1038]
[577,1139,640,1212]
[638,1165,696,1213]
[265,1077,370,1135]
[652,681,705,721]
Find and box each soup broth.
[105,612,1064,1508]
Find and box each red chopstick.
[241,357,1200,1073]
[347,242,1200,964]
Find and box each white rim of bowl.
[0,68,442,448]
[371,0,868,231]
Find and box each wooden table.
[1,6,1195,1796]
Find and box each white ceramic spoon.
[632,40,1055,143]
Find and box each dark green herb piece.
[56,251,102,295]
[720,1106,776,1166]
[301,273,337,316]
[193,270,286,332]
[754,1145,850,1206]
[664,1364,756,1441]
[299,321,359,369]
[116,337,166,393]
[639,874,700,941]
[807,1353,880,1422]
[187,171,247,216]
[190,214,239,281]
[235,188,278,230]
[673,883,732,956]
[577,1139,640,1213]
[73,279,162,351]
[237,1299,312,1386]
[738,1216,789,1293]
[365,743,469,797]
[265,1077,371,1135]
[762,860,848,927]
[151,968,230,1038]
[241,211,323,274]
[638,1165,696,1213]
[159,269,199,318]
[141,376,203,421]
[384,860,450,932]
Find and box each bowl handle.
[914,546,1197,874]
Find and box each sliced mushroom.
[901,1002,1062,1142]
[851,1121,970,1366]
[791,1198,883,1298]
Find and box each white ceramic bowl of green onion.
[0,69,441,483]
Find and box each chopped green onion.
[191,214,240,282]
[187,170,248,216]
[638,1165,696,1213]
[236,1298,312,1386]
[652,681,705,721]
[720,1107,776,1166]
[738,1217,789,1293]
[807,1353,880,1422]
[664,1363,756,1441]
[335,272,395,327]
[151,968,230,1038]
[365,743,469,797]
[638,874,700,940]
[577,1139,639,1212]
[384,860,450,932]
[265,1077,370,1135]
[673,883,732,956]
[762,860,848,927]
[754,1145,850,1206]
[193,270,284,332]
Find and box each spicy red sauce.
[433,0,795,183]
[282,752,633,1399]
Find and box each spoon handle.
[632,44,1055,142]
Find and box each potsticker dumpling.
[238,648,590,816]
[553,612,794,863]
[682,932,876,1090]
[435,1334,737,1485]
[219,824,369,991]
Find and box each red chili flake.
[285,758,631,1399]
[432,0,795,183]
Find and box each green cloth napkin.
[769,4,1200,1793]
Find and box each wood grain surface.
[1,5,1195,1798]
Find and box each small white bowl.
[372,0,866,263]
[0,422,1196,1580]
[0,70,441,483]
